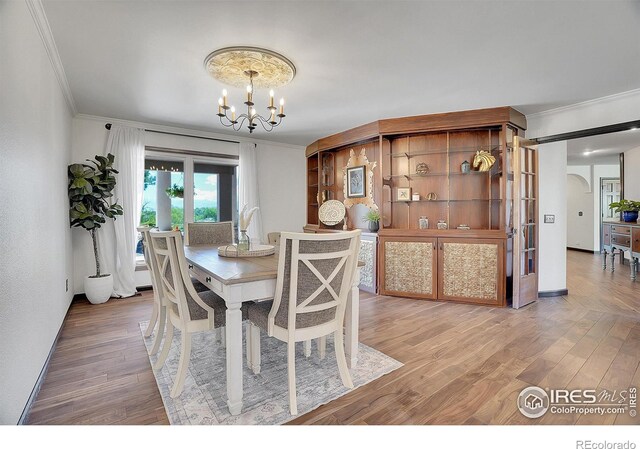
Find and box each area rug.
[139,321,402,425]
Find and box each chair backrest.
[149,230,213,324]
[268,230,361,337]
[184,221,234,246]
[137,226,161,296]
[267,232,281,245]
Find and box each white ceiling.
[42,0,640,146]
[567,128,640,166]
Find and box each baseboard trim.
[72,286,153,302]
[18,303,70,424]
[538,289,569,298]
[567,247,596,254]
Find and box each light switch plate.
[544,214,555,224]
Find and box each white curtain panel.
[99,125,145,297]
[238,142,263,244]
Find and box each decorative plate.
[318,200,346,226]
[218,244,276,258]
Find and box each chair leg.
[170,331,192,398]
[246,323,253,369]
[154,322,173,370]
[334,330,354,389]
[250,323,261,375]
[149,305,166,356]
[304,340,311,358]
[287,341,298,415]
[144,301,159,338]
[318,336,327,360]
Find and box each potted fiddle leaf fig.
[609,199,640,223]
[68,153,123,304]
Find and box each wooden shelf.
[390,145,501,158]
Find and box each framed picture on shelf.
[346,165,366,198]
[397,187,411,201]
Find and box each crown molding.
[26,0,77,115]
[526,88,640,120]
[74,114,306,150]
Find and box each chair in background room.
[149,230,234,398]
[138,227,210,356]
[184,221,234,246]
[267,232,281,246]
[246,230,361,415]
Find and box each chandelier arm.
[253,115,275,132]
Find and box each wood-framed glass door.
[512,136,539,309]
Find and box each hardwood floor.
[26,250,639,425]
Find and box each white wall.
[0,1,74,424]
[527,89,640,138]
[256,143,307,240]
[625,145,640,200]
[537,141,568,293]
[71,117,306,291]
[566,173,594,250]
[528,89,640,294]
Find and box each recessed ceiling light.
[631,127,638,131]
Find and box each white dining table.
[183,245,362,416]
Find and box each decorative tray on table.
[218,244,276,258]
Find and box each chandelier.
[204,47,296,133]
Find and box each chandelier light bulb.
[222,89,228,107]
[246,85,252,93]
[279,98,285,115]
[231,106,236,121]
[218,97,223,106]
[269,89,275,108]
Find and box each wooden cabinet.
[380,233,505,306]
[603,224,611,246]
[380,236,438,299]
[305,106,532,307]
[633,227,640,254]
[437,238,504,305]
[359,233,378,294]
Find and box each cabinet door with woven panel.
[437,238,505,306]
[380,237,437,299]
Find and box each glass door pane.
[193,161,237,225]
[193,171,219,222]
[142,157,184,232]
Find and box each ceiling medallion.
[204,46,296,133]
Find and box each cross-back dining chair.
[246,230,361,415]
[138,226,209,356]
[184,221,234,246]
[149,230,231,398]
[267,232,281,246]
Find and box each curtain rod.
[105,123,240,145]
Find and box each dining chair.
[138,227,209,356]
[267,232,281,246]
[149,230,234,398]
[184,221,234,246]
[246,230,361,415]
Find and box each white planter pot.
[84,274,113,304]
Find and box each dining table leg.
[225,298,244,416]
[344,268,360,369]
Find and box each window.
[137,150,238,258]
